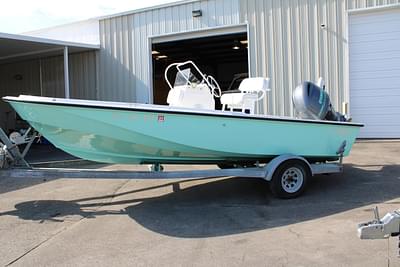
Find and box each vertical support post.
[64,46,70,99]
[95,51,100,100]
[148,37,153,104]
[39,59,43,96]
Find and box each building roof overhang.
[0,32,99,64]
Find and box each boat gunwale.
[2,96,364,128]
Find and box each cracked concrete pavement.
[0,141,400,266]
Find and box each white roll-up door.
[349,8,400,138]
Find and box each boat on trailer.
[2,61,363,198]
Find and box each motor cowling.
[293,81,346,122]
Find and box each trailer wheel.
[269,160,310,199]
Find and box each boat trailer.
[0,127,345,198]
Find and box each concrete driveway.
[0,141,399,266]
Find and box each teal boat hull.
[3,96,362,164]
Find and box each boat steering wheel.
[207,76,222,98]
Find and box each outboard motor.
[293,81,346,122]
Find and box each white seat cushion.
[221,77,270,114]
[239,77,270,93]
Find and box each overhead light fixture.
[240,40,248,45]
[192,10,202,17]
[152,50,160,55]
[156,55,168,59]
[232,40,240,50]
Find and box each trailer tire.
[269,160,310,199]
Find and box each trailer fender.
[264,154,312,181]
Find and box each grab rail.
[164,61,221,97]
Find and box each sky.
[0,0,177,34]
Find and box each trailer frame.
[0,127,344,198]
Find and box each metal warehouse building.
[1,0,400,138]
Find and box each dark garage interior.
[152,32,249,106]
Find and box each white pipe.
[64,46,70,98]
[39,59,43,96]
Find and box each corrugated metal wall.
[242,0,347,116]
[40,51,97,99]
[0,51,97,130]
[98,0,399,115]
[241,0,400,116]
[0,59,41,97]
[40,56,65,97]
[69,51,98,100]
[347,0,400,9]
[0,60,41,130]
[98,0,241,103]
[0,51,97,99]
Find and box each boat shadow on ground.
[1,164,400,238]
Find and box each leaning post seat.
[220,77,270,114]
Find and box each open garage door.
[349,8,400,138]
[151,31,248,108]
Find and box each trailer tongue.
[358,207,400,257]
